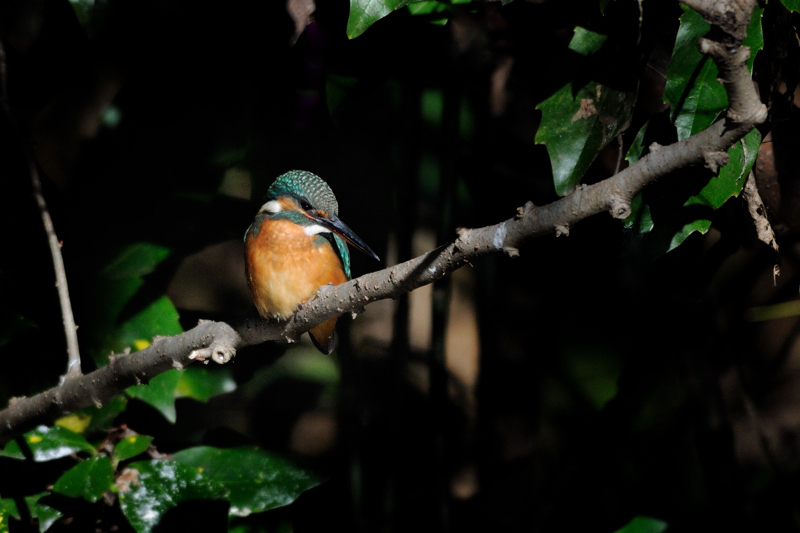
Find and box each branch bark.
[0,0,766,445]
[0,41,83,377]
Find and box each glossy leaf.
[127,369,182,423]
[665,5,763,140]
[172,446,323,516]
[113,434,154,462]
[614,516,668,533]
[118,460,229,533]
[89,243,183,369]
[0,498,17,533]
[347,0,417,39]
[0,425,95,462]
[663,128,761,252]
[780,0,800,12]
[536,81,635,196]
[175,366,236,403]
[53,456,114,502]
[567,27,607,56]
[25,494,62,533]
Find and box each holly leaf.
[25,494,62,533]
[113,434,154,462]
[53,456,114,503]
[173,446,323,516]
[118,460,229,533]
[0,425,95,462]
[536,81,635,195]
[175,366,236,403]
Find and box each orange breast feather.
[246,219,347,320]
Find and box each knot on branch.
[704,151,730,174]
[683,0,755,42]
[189,341,236,365]
[609,192,631,220]
[515,201,536,220]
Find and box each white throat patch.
[304,224,330,236]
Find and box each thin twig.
[0,41,82,376]
[742,170,780,284]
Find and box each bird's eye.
[300,199,312,211]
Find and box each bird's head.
[257,170,380,262]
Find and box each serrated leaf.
[53,456,114,503]
[665,5,763,140]
[536,81,635,195]
[25,494,62,533]
[347,0,420,39]
[175,366,236,403]
[118,460,229,533]
[614,516,668,533]
[172,446,323,517]
[114,435,154,462]
[127,369,182,423]
[0,426,95,462]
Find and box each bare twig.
[742,170,780,285]
[0,42,82,377]
[0,0,766,444]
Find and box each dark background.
[3,0,800,531]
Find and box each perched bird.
[244,170,380,354]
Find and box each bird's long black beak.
[318,213,380,262]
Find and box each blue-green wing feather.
[332,234,351,279]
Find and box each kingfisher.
[244,170,380,354]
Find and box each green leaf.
[665,5,763,140]
[567,27,607,56]
[407,1,447,15]
[613,516,668,533]
[53,456,114,503]
[72,395,129,434]
[175,366,236,403]
[780,0,800,12]
[88,243,183,368]
[101,243,171,278]
[0,425,95,461]
[25,494,62,533]
[113,434,154,462]
[347,0,420,39]
[536,81,635,195]
[685,128,761,209]
[127,369,182,423]
[0,498,18,520]
[118,460,229,533]
[0,498,18,533]
[172,446,323,516]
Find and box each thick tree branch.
[0,0,765,445]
